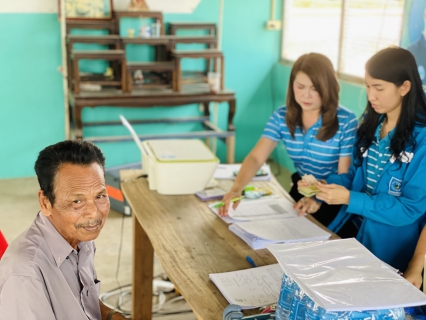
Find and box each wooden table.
[69,84,236,163]
[121,171,338,320]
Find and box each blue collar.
[374,116,395,142]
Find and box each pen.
[213,196,244,208]
[246,255,257,268]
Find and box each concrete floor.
[0,162,291,319]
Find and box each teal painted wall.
[0,14,64,178]
[0,0,284,178]
[0,0,368,179]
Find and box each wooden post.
[226,135,235,164]
[132,213,154,320]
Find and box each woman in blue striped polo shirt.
[219,53,358,228]
[311,47,426,272]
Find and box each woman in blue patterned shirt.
[311,47,426,271]
[219,53,358,228]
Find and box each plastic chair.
[0,230,8,259]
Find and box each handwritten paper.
[209,264,284,309]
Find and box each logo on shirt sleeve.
[388,177,402,196]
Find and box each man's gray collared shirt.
[0,212,101,320]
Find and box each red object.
[0,230,8,259]
[106,185,124,202]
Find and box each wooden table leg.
[226,135,235,164]
[73,58,80,94]
[220,56,225,90]
[176,58,182,92]
[132,213,154,320]
[121,58,127,93]
[227,98,236,131]
[127,71,133,93]
[74,103,83,140]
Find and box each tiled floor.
[0,162,291,319]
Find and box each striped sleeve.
[261,108,285,142]
[339,111,358,157]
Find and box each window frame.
[280,0,405,85]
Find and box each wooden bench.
[70,50,126,94]
[68,84,236,163]
[171,49,224,92]
[125,61,176,92]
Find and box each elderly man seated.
[0,140,126,320]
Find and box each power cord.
[99,212,192,317]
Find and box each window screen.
[281,0,404,79]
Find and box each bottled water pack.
[275,273,405,320]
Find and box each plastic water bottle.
[368,308,405,320]
[289,285,310,320]
[305,297,325,320]
[275,274,297,320]
[346,308,404,320]
[305,298,404,320]
[405,307,416,320]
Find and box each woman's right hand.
[218,191,241,217]
[403,265,423,289]
[297,179,310,189]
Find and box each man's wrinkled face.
[39,163,110,249]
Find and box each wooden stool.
[67,35,122,91]
[171,49,224,92]
[70,50,126,94]
[126,61,176,92]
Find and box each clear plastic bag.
[267,239,426,312]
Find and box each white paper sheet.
[266,239,426,312]
[228,197,298,221]
[234,216,330,241]
[213,164,271,181]
[209,264,284,309]
[208,203,238,224]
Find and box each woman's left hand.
[294,197,322,216]
[315,183,350,205]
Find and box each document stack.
[229,217,331,250]
[209,196,331,249]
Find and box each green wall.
[0,0,368,179]
[0,14,64,178]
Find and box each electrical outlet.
[266,20,282,30]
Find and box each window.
[282,0,404,79]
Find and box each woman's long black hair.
[354,47,426,165]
